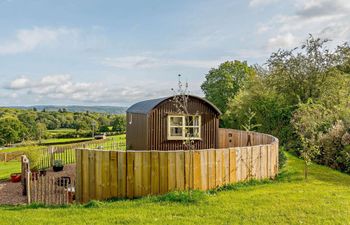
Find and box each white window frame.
[167,115,201,140]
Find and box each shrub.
[318,120,350,173]
[279,150,287,169]
[22,147,43,171]
[53,159,63,167]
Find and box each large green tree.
[0,117,27,145]
[201,60,256,113]
[265,36,349,105]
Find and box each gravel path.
[0,164,76,205]
[0,181,26,205]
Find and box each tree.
[265,35,350,105]
[171,74,196,194]
[36,122,47,143]
[201,60,256,113]
[112,115,126,133]
[291,101,334,179]
[99,125,111,132]
[18,112,38,140]
[223,77,293,144]
[0,117,27,145]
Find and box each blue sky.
[0,0,349,106]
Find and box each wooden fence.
[75,129,279,203]
[0,151,24,162]
[0,137,124,166]
[21,155,76,205]
[27,175,76,205]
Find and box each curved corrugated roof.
[126,95,222,115]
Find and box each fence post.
[4,153,7,162]
[27,171,31,204]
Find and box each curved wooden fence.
[75,129,279,203]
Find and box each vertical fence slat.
[142,152,151,195]
[200,150,208,190]
[151,151,160,195]
[159,152,168,194]
[229,148,236,183]
[117,152,126,198]
[75,149,82,203]
[208,149,216,189]
[215,149,222,186]
[110,151,118,197]
[175,151,185,190]
[82,150,90,203]
[102,151,110,199]
[134,152,142,197]
[167,152,176,192]
[93,151,102,200]
[126,151,135,198]
[193,151,201,190]
[184,151,191,189]
[222,149,230,185]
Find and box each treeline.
[0,108,126,146]
[202,36,350,175]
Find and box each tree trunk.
[304,161,308,180]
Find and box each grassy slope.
[0,152,350,225]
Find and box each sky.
[0,0,349,107]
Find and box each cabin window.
[167,115,201,140]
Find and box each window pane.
[185,127,200,138]
[193,116,200,126]
[170,117,183,126]
[186,116,200,126]
[170,127,183,136]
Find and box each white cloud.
[3,74,185,105]
[8,76,31,89]
[266,33,298,51]
[0,27,78,55]
[102,56,223,69]
[260,0,350,51]
[249,0,279,7]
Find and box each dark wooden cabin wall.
[126,113,148,150]
[148,97,219,150]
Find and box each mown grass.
[39,137,93,145]
[46,128,77,134]
[0,161,20,180]
[1,152,350,224]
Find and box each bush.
[22,147,43,171]
[317,120,350,173]
[279,150,287,169]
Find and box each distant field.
[47,128,76,134]
[40,137,93,145]
[0,145,46,153]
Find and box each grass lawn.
[40,137,93,145]
[0,161,21,180]
[0,152,349,224]
[0,145,47,153]
[46,128,77,134]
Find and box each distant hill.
[10,105,127,114]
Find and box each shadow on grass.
[150,190,207,204]
[2,203,71,211]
